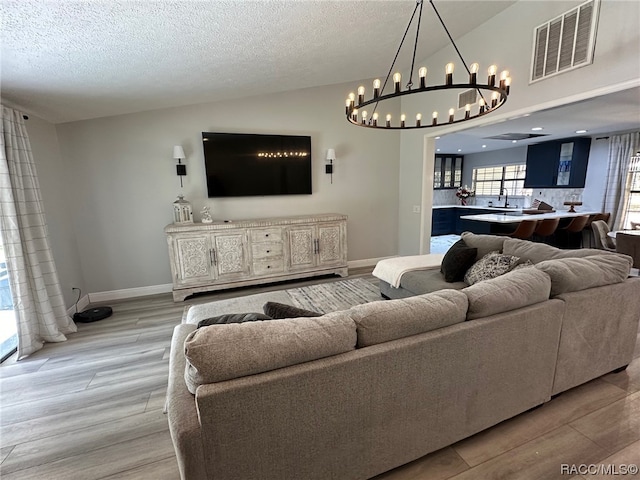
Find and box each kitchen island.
[459,209,601,236]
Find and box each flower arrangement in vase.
[456,186,475,206]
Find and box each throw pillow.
[263,301,322,319]
[464,251,520,285]
[197,312,271,328]
[440,240,478,282]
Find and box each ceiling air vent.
[458,88,478,109]
[530,0,599,83]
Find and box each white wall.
[26,114,86,306]
[398,0,640,253]
[54,82,401,294]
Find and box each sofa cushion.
[263,301,322,319]
[535,254,632,296]
[461,232,507,260]
[350,290,468,347]
[197,312,271,328]
[441,240,478,282]
[502,238,614,265]
[184,314,357,393]
[464,251,520,285]
[464,268,552,320]
[398,269,466,295]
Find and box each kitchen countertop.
[433,205,519,211]
[459,210,600,224]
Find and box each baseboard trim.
[89,284,174,304]
[66,294,90,318]
[348,256,397,269]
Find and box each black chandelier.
[345,0,511,130]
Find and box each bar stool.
[533,218,560,244]
[502,220,538,240]
[556,215,590,248]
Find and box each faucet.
[498,188,509,208]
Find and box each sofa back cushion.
[350,290,468,347]
[502,238,614,264]
[535,254,632,296]
[461,232,506,260]
[464,268,552,320]
[184,314,356,393]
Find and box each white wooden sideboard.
[164,213,348,301]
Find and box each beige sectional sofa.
[167,234,640,480]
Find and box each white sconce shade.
[173,145,186,159]
[326,148,336,161]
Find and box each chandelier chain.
[407,0,425,91]
[428,0,487,105]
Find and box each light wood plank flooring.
[1,271,639,479]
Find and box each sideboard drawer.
[250,228,282,243]
[251,242,283,259]
[253,259,285,276]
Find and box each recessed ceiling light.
[482,145,487,148]
[575,129,587,134]
[457,149,462,152]
[436,148,441,152]
[512,140,517,143]
[435,136,441,140]
[531,127,543,131]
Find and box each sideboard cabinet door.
[173,235,214,286]
[211,232,249,280]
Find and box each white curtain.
[0,105,76,359]
[602,132,640,230]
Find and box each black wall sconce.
[173,145,186,187]
[326,148,336,184]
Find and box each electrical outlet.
[412,205,421,213]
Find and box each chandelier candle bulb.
[469,63,479,84]
[488,65,497,86]
[445,63,454,85]
[393,72,402,93]
[419,67,427,88]
[479,98,486,113]
[372,112,379,126]
[345,98,351,114]
[373,79,381,98]
[505,77,511,94]
[358,86,365,104]
[416,113,422,127]
[432,111,438,126]
[491,92,499,108]
[352,109,358,121]
[400,114,406,128]
[361,110,367,124]
[448,108,455,123]
[386,114,391,127]
[499,70,509,89]
[465,104,471,119]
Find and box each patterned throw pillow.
[464,251,521,285]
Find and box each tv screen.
[202,132,312,197]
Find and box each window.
[472,164,530,196]
[622,155,640,229]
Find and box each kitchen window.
[472,164,531,196]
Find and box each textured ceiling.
[0,0,517,123]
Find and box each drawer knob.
[266,250,270,253]
[267,265,271,269]
[265,234,269,237]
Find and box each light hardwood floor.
[1,271,639,480]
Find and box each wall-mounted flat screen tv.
[202,132,312,197]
